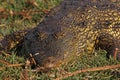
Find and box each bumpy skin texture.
[1,0,120,68]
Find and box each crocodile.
[0,0,120,69]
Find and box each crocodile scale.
[0,0,120,69]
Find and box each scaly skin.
[0,0,120,69]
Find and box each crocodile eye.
[35,32,48,40]
[53,31,65,39]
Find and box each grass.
[0,0,120,80]
[1,50,119,80]
[0,0,61,35]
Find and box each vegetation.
[0,0,120,80]
[0,0,61,36]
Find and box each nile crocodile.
[0,0,120,69]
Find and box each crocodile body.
[0,0,120,69]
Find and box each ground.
[0,0,120,80]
